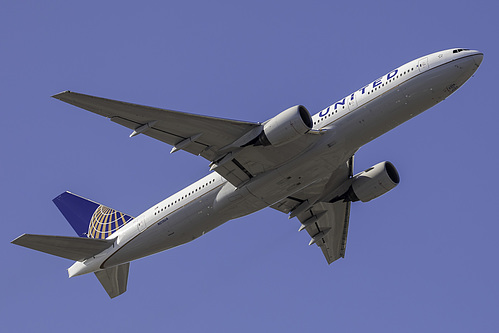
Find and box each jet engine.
[250,105,313,147]
[345,161,400,202]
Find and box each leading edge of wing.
[52,91,260,157]
[52,91,323,188]
[52,91,258,127]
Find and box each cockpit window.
[453,49,470,53]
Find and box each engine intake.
[345,161,400,202]
[251,105,312,147]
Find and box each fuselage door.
[418,57,429,72]
[347,93,358,111]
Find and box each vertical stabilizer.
[53,192,134,239]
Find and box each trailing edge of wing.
[11,234,114,261]
[271,156,354,264]
[306,201,351,264]
[52,91,323,188]
[51,91,259,161]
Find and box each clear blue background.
[2,1,497,331]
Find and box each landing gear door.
[418,57,429,72]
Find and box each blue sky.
[2,1,498,332]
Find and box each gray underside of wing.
[95,263,130,298]
[52,91,259,161]
[303,201,351,264]
[53,91,321,187]
[271,156,354,264]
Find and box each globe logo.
[87,205,134,239]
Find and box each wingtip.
[11,234,26,244]
[11,237,18,244]
[51,90,72,99]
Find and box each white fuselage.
[68,49,482,277]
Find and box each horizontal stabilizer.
[95,263,130,298]
[11,234,114,261]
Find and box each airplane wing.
[299,201,351,264]
[271,156,354,264]
[53,91,318,187]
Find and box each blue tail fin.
[53,192,134,239]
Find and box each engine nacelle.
[346,161,400,203]
[252,105,312,147]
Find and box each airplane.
[12,48,483,298]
